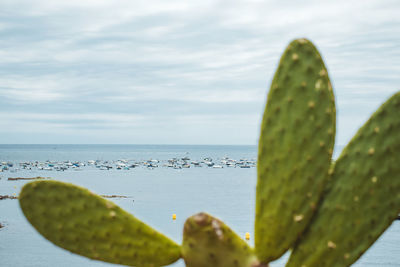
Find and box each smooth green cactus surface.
[256,38,336,262]
[287,92,400,267]
[19,180,181,267]
[182,212,258,267]
[18,38,400,267]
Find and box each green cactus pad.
[288,92,400,267]
[19,180,181,267]
[255,38,336,262]
[182,212,259,267]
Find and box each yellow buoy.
[245,232,250,240]
[172,214,176,220]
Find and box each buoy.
[172,214,176,220]
[245,232,250,240]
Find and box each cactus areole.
[19,39,400,267]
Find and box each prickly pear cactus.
[287,92,400,267]
[182,212,258,267]
[18,38,400,267]
[256,38,335,262]
[19,180,181,267]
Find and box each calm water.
[0,145,398,266]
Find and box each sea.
[0,144,398,267]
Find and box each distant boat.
[204,161,214,167]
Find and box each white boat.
[213,165,223,169]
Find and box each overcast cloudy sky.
[0,0,399,146]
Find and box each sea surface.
[0,144,398,267]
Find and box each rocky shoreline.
[100,195,129,198]
[0,193,129,200]
[0,195,18,200]
[7,176,50,181]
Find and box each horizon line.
[0,143,258,146]
[0,143,347,147]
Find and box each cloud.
[0,111,259,144]
[0,0,399,144]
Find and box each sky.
[0,0,399,146]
